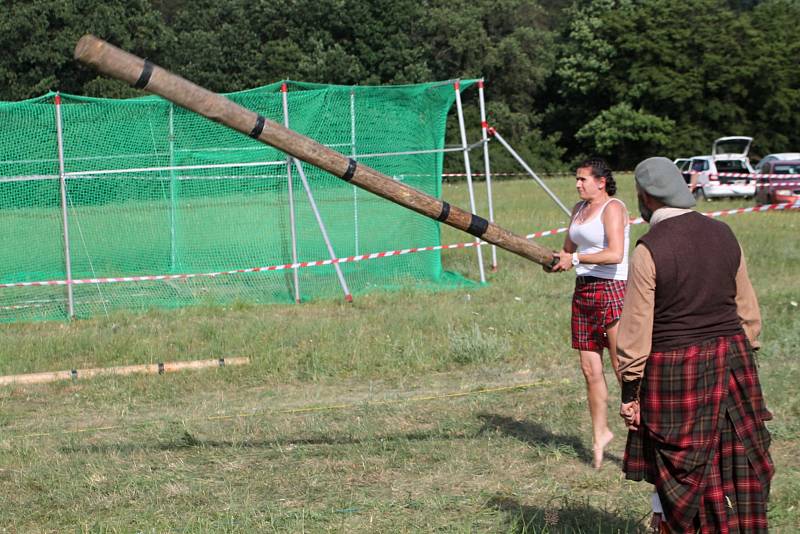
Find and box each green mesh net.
[0,80,477,322]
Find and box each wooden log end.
[73,34,103,62]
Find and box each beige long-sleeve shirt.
[617,209,762,386]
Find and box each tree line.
[1,0,797,172]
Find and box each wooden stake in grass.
[0,357,249,386]
[73,35,556,268]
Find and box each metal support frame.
[491,130,571,217]
[168,103,178,271]
[281,83,302,303]
[291,159,353,302]
[350,88,360,255]
[477,79,497,271]
[54,93,75,318]
[31,80,515,316]
[453,80,486,283]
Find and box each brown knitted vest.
[638,212,743,352]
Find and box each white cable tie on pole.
[454,80,486,284]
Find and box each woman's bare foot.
[592,430,614,469]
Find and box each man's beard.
[638,196,653,223]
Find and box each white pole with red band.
[454,80,486,283]
[477,79,498,271]
[280,82,302,303]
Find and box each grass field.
[0,176,798,532]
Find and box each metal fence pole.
[350,88,360,255]
[54,93,75,318]
[281,82,302,303]
[477,79,497,271]
[292,159,353,302]
[454,81,486,283]
[168,103,178,271]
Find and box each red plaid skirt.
[571,277,626,351]
[624,334,774,533]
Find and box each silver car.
[754,152,800,173]
[686,137,756,200]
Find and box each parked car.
[674,158,691,173]
[684,136,756,200]
[754,152,800,173]
[673,158,692,185]
[754,159,800,205]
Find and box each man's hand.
[620,401,640,431]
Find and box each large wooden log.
[74,35,556,267]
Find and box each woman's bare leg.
[579,349,613,468]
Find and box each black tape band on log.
[133,60,154,89]
[249,115,265,138]
[467,214,489,237]
[436,202,451,222]
[341,158,357,182]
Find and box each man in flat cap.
[617,157,773,533]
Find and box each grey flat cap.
[634,157,696,208]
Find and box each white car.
[754,152,800,173]
[686,136,756,200]
[674,158,691,173]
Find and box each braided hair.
[577,158,616,196]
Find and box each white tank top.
[568,198,630,280]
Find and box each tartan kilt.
[571,278,626,351]
[624,334,774,533]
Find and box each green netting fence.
[0,80,477,322]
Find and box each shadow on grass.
[476,413,623,469]
[487,494,646,534]
[59,428,474,454]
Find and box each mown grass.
[0,176,798,532]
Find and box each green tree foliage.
[597,0,758,157]
[575,103,675,166]
[0,0,170,99]
[747,0,800,158]
[543,0,800,168]
[0,0,798,171]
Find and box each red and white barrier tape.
[690,170,800,180]
[0,202,797,290]
[751,181,800,187]
[442,171,800,185]
[0,243,481,288]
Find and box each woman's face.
[575,167,606,200]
